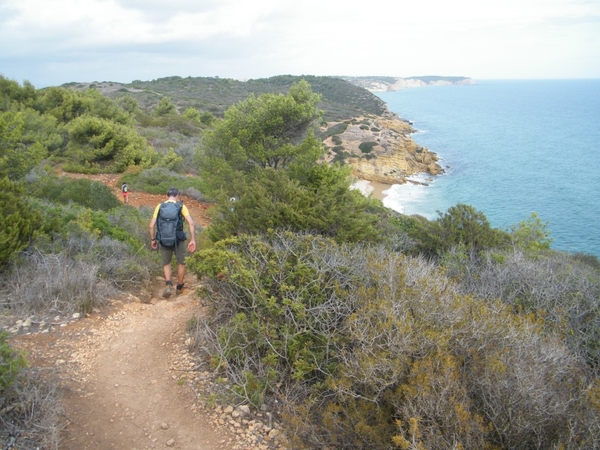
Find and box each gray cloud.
[1,0,600,88]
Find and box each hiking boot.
[176,284,184,296]
[163,283,173,298]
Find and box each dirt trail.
[60,172,214,228]
[10,175,254,449]
[17,285,230,449]
[63,293,215,449]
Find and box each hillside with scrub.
[1,74,600,449]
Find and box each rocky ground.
[8,174,289,450]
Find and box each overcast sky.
[1,0,599,88]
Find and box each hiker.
[121,182,129,204]
[149,188,196,297]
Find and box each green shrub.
[187,232,373,405]
[509,212,553,256]
[204,165,380,245]
[0,178,42,269]
[358,141,378,153]
[28,175,121,211]
[26,197,79,237]
[317,122,349,140]
[158,148,184,171]
[409,203,507,257]
[106,204,155,245]
[200,111,215,126]
[153,96,177,116]
[331,152,351,165]
[0,109,50,181]
[0,332,27,391]
[121,167,205,195]
[65,115,155,171]
[182,107,201,122]
[571,252,600,270]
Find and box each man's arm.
[149,217,157,239]
[184,214,196,252]
[149,204,160,249]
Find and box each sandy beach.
[351,179,392,202]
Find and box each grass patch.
[119,167,206,196]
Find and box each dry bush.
[191,234,600,449]
[0,225,156,320]
[0,368,62,450]
[452,249,600,372]
[294,255,598,448]
[76,236,153,289]
[0,246,116,318]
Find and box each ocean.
[375,79,600,257]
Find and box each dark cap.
[167,188,179,197]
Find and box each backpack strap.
[176,201,184,230]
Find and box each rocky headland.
[321,113,443,186]
[320,76,475,187]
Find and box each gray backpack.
[156,201,183,248]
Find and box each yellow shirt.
[152,200,190,219]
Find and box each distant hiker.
[149,188,196,298]
[121,182,129,204]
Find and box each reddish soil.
[61,172,214,228]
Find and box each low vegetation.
[118,166,206,199]
[1,74,600,449]
[189,233,600,449]
[0,332,61,449]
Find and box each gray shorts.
[160,240,187,265]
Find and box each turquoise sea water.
[375,79,600,257]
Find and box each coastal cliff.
[341,75,475,92]
[320,114,443,186]
[318,75,469,185]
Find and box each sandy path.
[13,276,241,449]
[24,288,227,449]
[62,291,223,449]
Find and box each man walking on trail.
[121,182,129,204]
[149,188,196,298]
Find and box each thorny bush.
[447,248,600,373]
[188,231,600,449]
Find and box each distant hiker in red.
[149,188,196,298]
[121,182,129,204]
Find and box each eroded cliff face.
[341,76,475,92]
[321,115,443,185]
